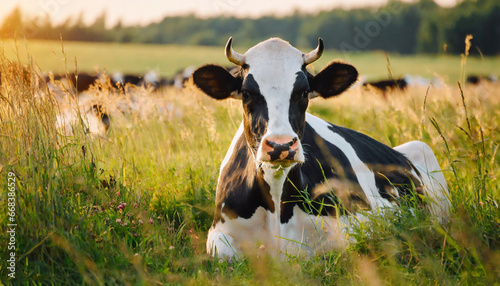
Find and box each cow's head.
[192,37,358,168]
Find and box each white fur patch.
[394,141,450,222]
[207,206,278,257]
[218,122,245,180]
[56,106,109,138]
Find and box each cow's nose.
[262,135,299,161]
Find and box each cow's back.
[282,113,423,221]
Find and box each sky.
[0,0,458,28]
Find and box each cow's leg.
[394,141,451,223]
[206,227,240,259]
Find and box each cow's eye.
[242,90,250,100]
[302,90,310,99]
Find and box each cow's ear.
[192,64,241,100]
[310,62,358,98]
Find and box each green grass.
[1,39,499,81]
[0,41,499,285]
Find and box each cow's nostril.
[265,139,277,148]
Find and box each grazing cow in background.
[466,74,498,85]
[192,37,450,259]
[403,74,443,88]
[169,66,195,89]
[111,72,165,91]
[362,77,407,97]
[111,73,142,91]
[123,74,143,86]
[143,71,162,90]
[51,72,100,93]
[56,103,110,138]
[466,75,480,85]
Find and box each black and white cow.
[192,37,450,258]
[362,77,407,97]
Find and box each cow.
[110,73,142,92]
[111,72,165,92]
[403,75,443,88]
[362,77,407,98]
[191,37,450,259]
[466,74,498,85]
[55,72,100,93]
[56,103,110,138]
[169,66,195,89]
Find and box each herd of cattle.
[44,67,196,93]
[0,63,497,141]
[24,68,498,95]
[0,66,199,138]
[361,73,497,97]
[0,61,496,141]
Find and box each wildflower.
[115,192,120,196]
[116,219,122,224]
[138,219,143,224]
[149,218,153,224]
[169,246,175,250]
[117,203,127,213]
[134,203,139,208]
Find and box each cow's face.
[192,38,358,168]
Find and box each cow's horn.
[225,37,245,66]
[303,38,324,65]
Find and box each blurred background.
[0,0,498,54]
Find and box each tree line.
[1,0,499,55]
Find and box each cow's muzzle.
[260,135,301,163]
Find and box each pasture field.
[1,39,500,81]
[0,41,499,285]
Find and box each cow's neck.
[260,163,294,253]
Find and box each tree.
[0,7,23,38]
[416,0,446,53]
[444,0,500,55]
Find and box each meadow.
[0,40,499,285]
